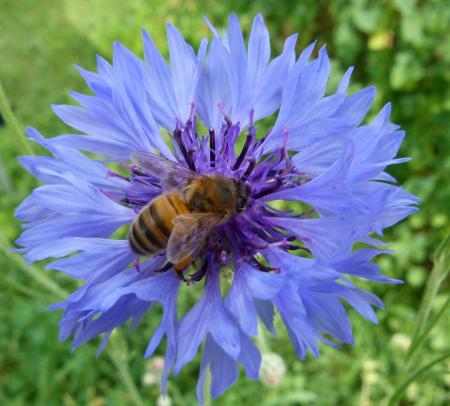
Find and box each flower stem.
[0,79,34,156]
[386,233,450,405]
[107,334,146,406]
[203,368,212,406]
[256,320,270,352]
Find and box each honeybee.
[128,152,250,273]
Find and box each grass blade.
[387,351,450,406]
[0,232,68,300]
[107,334,146,406]
[406,296,449,363]
[405,233,450,365]
[0,155,12,193]
[0,79,35,156]
[1,231,146,406]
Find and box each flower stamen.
[253,175,283,199]
[209,128,216,167]
[233,128,255,170]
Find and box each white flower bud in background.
[362,359,379,372]
[406,382,419,402]
[260,352,286,387]
[142,356,165,386]
[364,370,379,385]
[362,359,380,385]
[389,333,411,352]
[443,361,450,387]
[156,394,172,406]
[443,373,450,387]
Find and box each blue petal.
[254,299,276,335]
[331,249,402,284]
[225,267,258,336]
[275,281,320,358]
[247,14,270,80]
[195,331,261,404]
[197,37,231,133]
[46,238,134,282]
[334,86,376,125]
[291,133,345,178]
[339,287,383,324]
[175,268,240,373]
[195,335,238,404]
[268,141,369,215]
[239,331,261,379]
[167,23,205,121]
[142,29,179,129]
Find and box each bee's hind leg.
[155,262,173,274]
[175,268,188,283]
[173,258,193,283]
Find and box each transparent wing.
[131,151,200,190]
[167,213,223,264]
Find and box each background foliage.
[0,0,449,405]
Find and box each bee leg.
[155,262,173,273]
[176,269,188,283]
[187,260,208,285]
[133,256,142,272]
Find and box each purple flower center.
[112,111,310,282]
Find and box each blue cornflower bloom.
[16,14,418,403]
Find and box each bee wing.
[166,212,223,264]
[131,151,200,190]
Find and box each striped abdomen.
[128,193,189,257]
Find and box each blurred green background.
[0,0,449,405]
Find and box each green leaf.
[390,52,425,91]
